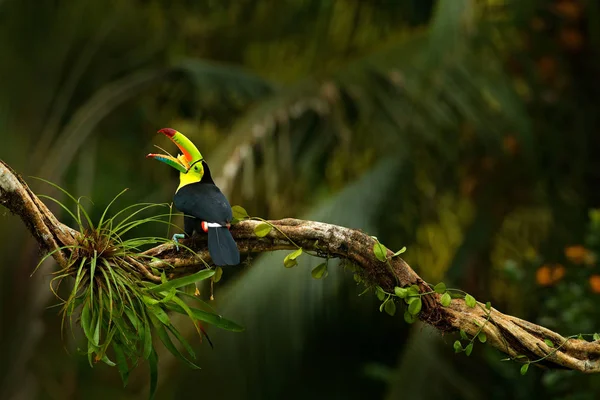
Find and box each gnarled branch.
[1,159,599,373]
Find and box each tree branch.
[1,159,599,373]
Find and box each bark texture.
[1,160,599,373]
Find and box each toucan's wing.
[174,183,233,224]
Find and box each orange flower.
[553,265,566,281]
[565,245,588,265]
[503,135,519,155]
[554,1,583,21]
[536,265,552,286]
[536,264,566,286]
[536,57,557,81]
[589,275,600,293]
[560,28,584,52]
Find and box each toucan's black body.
[173,161,240,266]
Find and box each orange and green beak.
[146,128,203,173]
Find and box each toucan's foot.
[172,233,185,251]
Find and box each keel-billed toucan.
[147,128,240,266]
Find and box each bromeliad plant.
[33,179,243,399]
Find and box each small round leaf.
[478,332,487,343]
[375,286,385,301]
[392,247,407,257]
[283,248,303,268]
[394,287,408,298]
[453,340,463,353]
[434,282,446,294]
[384,300,396,316]
[311,263,328,280]
[404,310,416,324]
[544,339,554,348]
[520,363,529,375]
[254,222,272,237]
[465,343,473,356]
[440,292,452,307]
[408,297,422,315]
[460,330,468,340]
[485,301,491,311]
[407,286,420,297]
[373,242,388,262]
[231,205,249,219]
[593,333,600,341]
[465,294,476,308]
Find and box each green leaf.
[407,286,420,297]
[392,247,407,257]
[375,286,385,301]
[384,300,396,316]
[453,340,463,353]
[460,329,468,340]
[213,267,223,283]
[92,313,101,347]
[440,292,452,307]
[520,363,529,375]
[408,297,422,315]
[394,287,407,298]
[142,295,160,305]
[544,339,554,348]
[465,343,473,356]
[478,332,487,343]
[373,242,388,262]
[404,310,416,324]
[593,333,600,341]
[434,282,446,294]
[465,294,476,308]
[485,301,491,310]
[142,314,153,359]
[81,301,95,344]
[147,269,215,293]
[283,248,303,268]
[158,287,177,304]
[112,343,130,387]
[231,205,248,219]
[100,354,116,367]
[311,263,328,279]
[148,305,171,326]
[165,323,196,359]
[254,222,272,237]
[148,347,158,400]
[165,302,245,332]
[151,317,200,369]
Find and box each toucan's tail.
[207,227,240,266]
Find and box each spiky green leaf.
[147,269,215,293]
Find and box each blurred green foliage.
[1,0,600,399]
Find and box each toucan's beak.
[146,128,203,173]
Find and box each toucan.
[146,128,240,266]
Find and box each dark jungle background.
[1,0,600,399]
